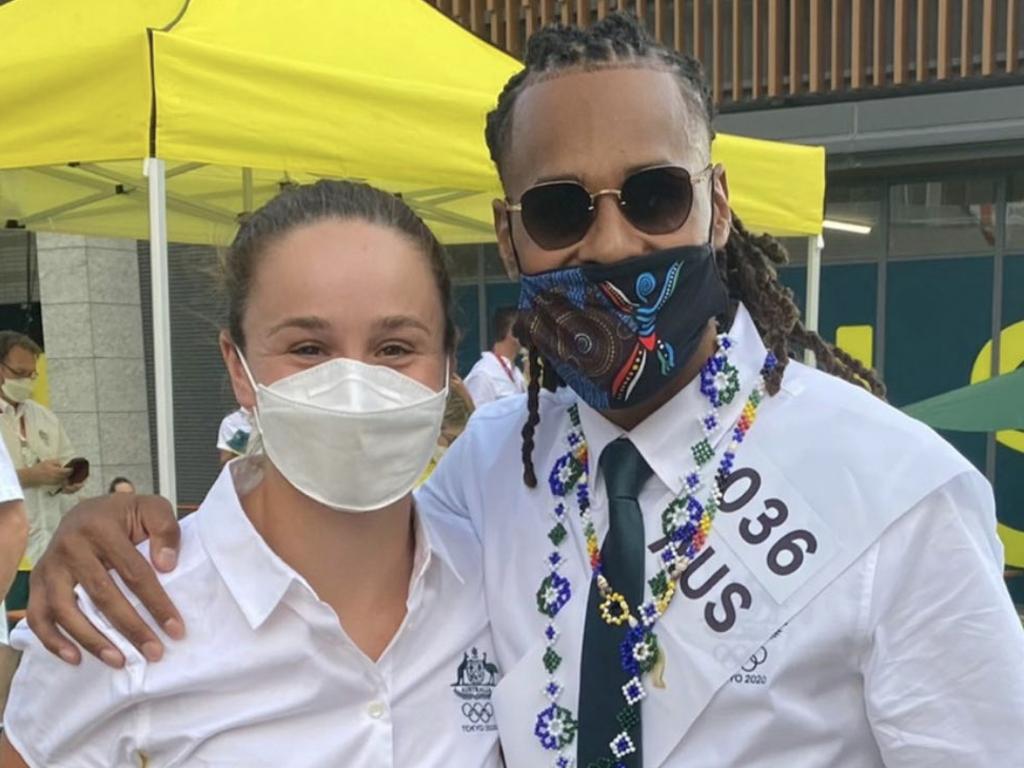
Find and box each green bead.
[637,636,660,674]
[717,363,741,405]
[649,571,669,599]
[543,647,562,674]
[692,438,714,466]
[569,404,581,426]
[548,522,567,546]
[616,705,640,732]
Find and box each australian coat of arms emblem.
[451,647,499,732]
[452,647,499,699]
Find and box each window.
[889,178,998,259]
[446,244,481,281]
[1007,171,1024,253]
[821,185,883,263]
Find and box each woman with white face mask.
[0,181,502,768]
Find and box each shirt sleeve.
[0,438,22,503]
[416,417,477,532]
[3,597,145,767]
[862,471,1024,766]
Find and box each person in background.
[216,407,252,465]
[463,306,526,406]
[420,367,475,484]
[0,332,81,573]
[108,478,135,495]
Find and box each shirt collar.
[196,460,295,630]
[197,458,463,630]
[412,503,466,585]
[576,303,768,496]
[0,399,23,419]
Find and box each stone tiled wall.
[36,234,153,498]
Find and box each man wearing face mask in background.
[0,332,81,575]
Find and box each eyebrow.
[265,314,432,338]
[374,315,432,335]
[267,315,331,336]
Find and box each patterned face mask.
[517,244,729,411]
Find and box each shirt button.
[367,701,386,719]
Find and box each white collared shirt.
[0,438,23,645]
[0,398,75,566]
[420,303,1024,767]
[5,460,502,768]
[0,437,21,503]
[464,351,526,406]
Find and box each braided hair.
[485,13,886,488]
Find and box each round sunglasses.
[505,164,714,251]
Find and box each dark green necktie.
[578,438,653,768]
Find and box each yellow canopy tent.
[0,0,825,504]
[0,0,823,243]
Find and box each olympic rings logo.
[741,646,768,673]
[461,702,494,724]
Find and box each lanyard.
[495,353,518,385]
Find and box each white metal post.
[242,167,254,213]
[804,234,824,367]
[145,158,177,512]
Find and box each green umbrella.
[903,367,1024,432]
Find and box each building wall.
[33,234,154,498]
[716,83,1024,164]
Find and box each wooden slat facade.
[434,0,1024,106]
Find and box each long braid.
[519,314,563,487]
[521,345,543,487]
[487,13,886,487]
[722,217,887,397]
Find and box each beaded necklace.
[533,336,777,768]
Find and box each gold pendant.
[651,647,667,689]
[598,591,632,626]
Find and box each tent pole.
[145,158,177,513]
[242,167,254,213]
[804,234,823,367]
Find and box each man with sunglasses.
[19,14,1024,768]
[0,332,81,574]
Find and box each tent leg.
[804,234,823,368]
[242,167,254,213]
[145,158,177,513]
